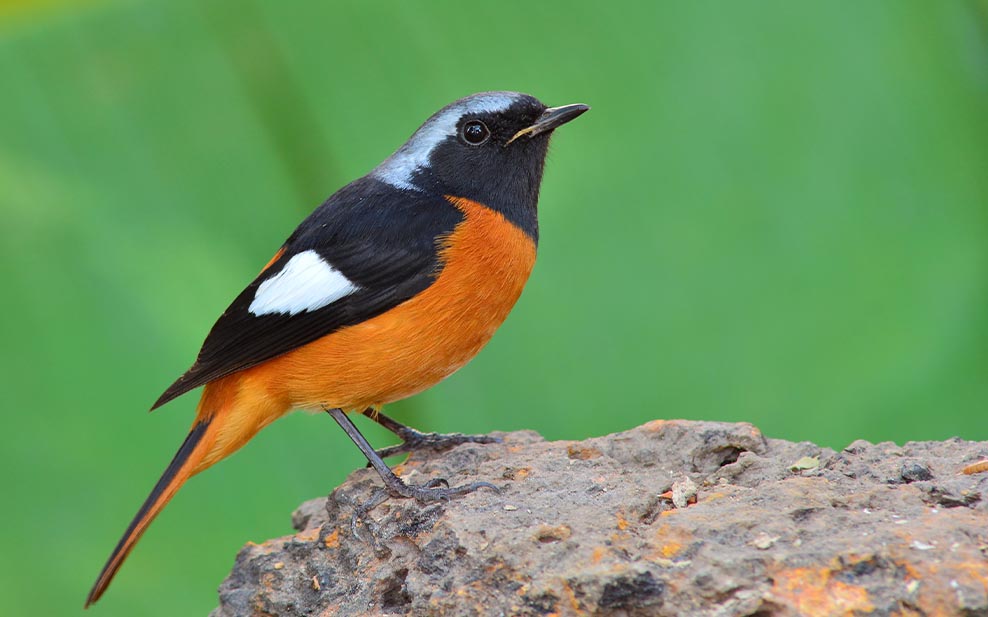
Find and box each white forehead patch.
[371,92,521,190]
[248,250,359,316]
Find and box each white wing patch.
[248,250,359,316]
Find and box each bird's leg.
[325,407,498,502]
[360,407,501,459]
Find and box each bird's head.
[372,91,589,233]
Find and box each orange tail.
[85,419,212,607]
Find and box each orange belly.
[239,196,537,413]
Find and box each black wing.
[151,178,463,410]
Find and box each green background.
[2,1,986,615]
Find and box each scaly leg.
[325,407,498,502]
[360,407,501,459]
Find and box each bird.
[85,91,588,607]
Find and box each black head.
[371,91,589,241]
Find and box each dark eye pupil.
[463,121,489,144]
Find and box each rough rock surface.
[210,420,988,616]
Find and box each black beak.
[507,103,590,144]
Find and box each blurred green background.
[2,0,986,614]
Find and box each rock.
[210,420,988,616]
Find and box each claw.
[350,489,390,542]
[375,431,502,460]
[385,480,500,503]
[325,407,500,521]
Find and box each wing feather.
[151,179,462,410]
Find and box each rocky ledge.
[210,420,988,616]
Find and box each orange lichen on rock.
[534,525,572,544]
[322,528,340,548]
[767,567,874,616]
[503,467,530,480]
[567,444,602,460]
[642,419,668,432]
[961,460,988,475]
[559,579,583,613]
[615,514,630,531]
[660,541,682,558]
[651,523,692,560]
[294,527,319,543]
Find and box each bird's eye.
[462,120,490,145]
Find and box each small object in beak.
[507,103,590,145]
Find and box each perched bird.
[86,91,588,606]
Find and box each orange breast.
[240,196,537,412]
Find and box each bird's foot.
[324,406,499,540]
[375,429,502,460]
[386,476,500,502]
[350,489,390,542]
[350,478,499,542]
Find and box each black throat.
[410,136,550,245]
[410,166,542,244]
